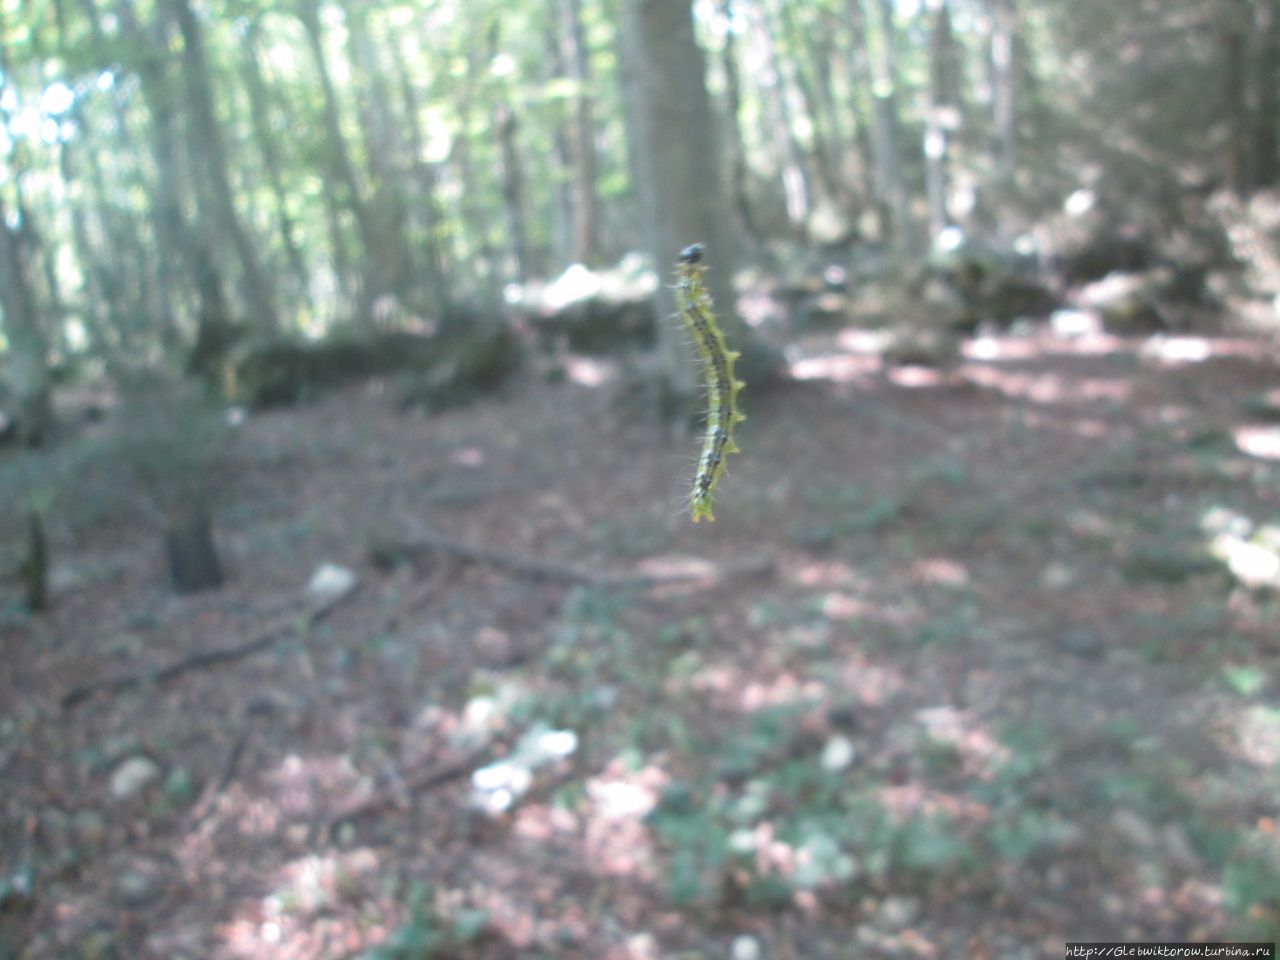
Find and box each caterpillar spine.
[674,243,746,523]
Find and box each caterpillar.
[674,243,746,523]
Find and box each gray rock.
[306,563,359,600]
[877,895,921,930]
[116,869,159,906]
[1056,626,1104,659]
[110,756,160,799]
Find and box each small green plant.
[364,881,489,960]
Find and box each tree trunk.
[115,0,230,354]
[743,0,811,232]
[858,0,909,247]
[558,0,603,265]
[1252,0,1280,188]
[22,511,48,614]
[840,0,884,237]
[240,18,311,300]
[165,507,224,594]
[168,0,279,333]
[386,32,450,316]
[0,200,53,445]
[343,2,414,321]
[717,0,762,244]
[771,0,844,210]
[621,0,739,416]
[1224,0,1252,194]
[297,0,377,318]
[924,0,956,242]
[990,0,1019,180]
[496,103,532,283]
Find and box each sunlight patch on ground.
[1234,425,1280,460]
[263,753,363,822]
[582,759,666,880]
[450,445,486,467]
[820,591,869,620]
[219,848,383,958]
[789,559,863,588]
[887,366,950,388]
[876,783,990,824]
[915,706,1010,778]
[470,725,578,815]
[1234,706,1280,768]
[831,655,906,707]
[1018,408,1114,437]
[1138,336,1213,365]
[738,675,825,713]
[910,557,970,588]
[787,351,881,383]
[564,355,614,387]
[1202,505,1280,589]
[963,366,1132,405]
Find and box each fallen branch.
[322,749,485,832]
[60,587,353,711]
[370,532,775,588]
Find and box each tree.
[0,198,54,445]
[168,0,280,333]
[557,0,603,264]
[621,0,739,416]
[858,0,909,246]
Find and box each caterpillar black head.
[678,243,705,265]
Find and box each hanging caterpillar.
[674,243,746,523]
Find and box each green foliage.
[645,704,986,907]
[363,881,489,960]
[794,481,906,548]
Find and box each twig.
[370,532,775,588]
[323,749,485,831]
[60,588,353,710]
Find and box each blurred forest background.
[3,0,1280,957]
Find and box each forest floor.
[3,322,1280,960]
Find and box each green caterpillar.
[674,244,746,523]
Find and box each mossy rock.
[232,323,518,411]
[394,324,519,413]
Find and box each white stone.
[820,735,857,772]
[306,564,358,600]
[110,756,160,799]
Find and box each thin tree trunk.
[297,0,377,317]
[1224,0,1252,194]
[168,0,279,333]
[838,0,883,236]
[81,0,168,346]
[0,20,53,443]
[0,198,53,445]
[717,0,761,243]
[343,2,413,321]
[496,103,532,283]
[858,0,909,246]
[1252,0,1280,188]
[386,33,450,314]
[621,0,739,418]
[241,18,310,299]
[990,0,1019,180]
[558,0,603,264]
[743,0,810,232]
[771,0,844,208]
[115,0,231,355]
[924,0,956,242]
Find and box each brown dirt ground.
[2,325,1280,959]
